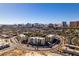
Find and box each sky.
[0,3,79,24]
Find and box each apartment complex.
[70,21,79,28]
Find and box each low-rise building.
[0,39,10,50]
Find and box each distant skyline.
[0,3,79,24]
